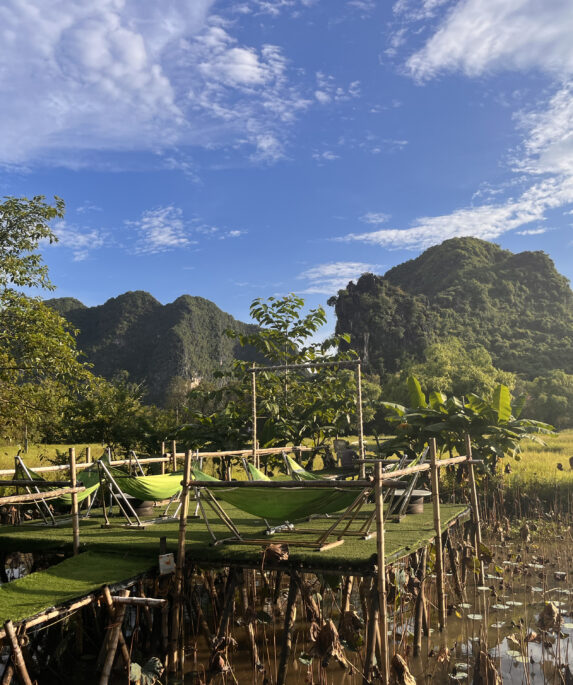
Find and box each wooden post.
[251,365,258,469]
[170,449,193,673]
[375,461,389,684]
[171,440,177,473]
[69,448,80,556]
[99,589,130,685]
[276,572,299,685]
[160,441,165,475]
[4,620,32,685]
[429,438,446,631]
[465,434,485,586]
[357,362,366,479]
[362,582,378,685]
[413,548,427,657]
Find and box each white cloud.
[315,72,361,104]
[312,150,340,162]
[0,1,318,167]
[128,206,194,255]
[298,261,380,293]
[51,221,106,261]
[360,212,390,225]
[516,228,547,235]
[407,0,573,81]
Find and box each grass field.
[2,430,573,489]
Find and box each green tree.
[0,196,92,439]
[522,370,573,428]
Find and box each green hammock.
[244,462,271,481]
[14,463,100,505]
[191,467,359,523]
[106,467,183,501]
[284,454,321,481]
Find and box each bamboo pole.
[251,364,258,469]
[69,448,80,556]
[171,440,177,473]
[276,572,300,685]
[429,438,446,631]
[160,441,165,475]
[86,446,92,509]
[4,620,32,685]
[413,548,427,657]
[362,581,378,685]
[465,434,485,586]
[99,589,130,685]
[357,362,366,479]
[0,486,85,505]
[375,461,389,684]
[102,586,131,668]
[169,448,193,674]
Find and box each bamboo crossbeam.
[188,478,402,489]
[0,480,81,487]
[249,360,360,373]
[111,596,167,608]
[0,486,85,505]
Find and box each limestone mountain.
[328,237,573,380]
[46,291,259,406]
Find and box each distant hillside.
[328,237,573,379]
[46,291,259,406]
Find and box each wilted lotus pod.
[537,602,562,632]
[390,654,416,685]
[520,523,530,542]
[309,619,348,669]
[338,611,364,649]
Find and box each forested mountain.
[46,291,259,406]
[328,237,573,380]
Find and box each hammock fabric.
[107,467,183,501]
[191,467,359,523]
[245,462,270,481]
[284,454,321,481]
[14,463,100,505]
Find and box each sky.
[1,0,573,331]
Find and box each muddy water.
[181,528,573,684]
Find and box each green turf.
[0,502,468,574]
[0,551,154,624]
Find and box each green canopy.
[107,467,183,501]
[191,467,359,523]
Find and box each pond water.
[179,523,573,684]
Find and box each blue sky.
[1,0,572,331]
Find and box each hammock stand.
[190,477,380,552]
[13,455,56,525]
[96,460,145,528]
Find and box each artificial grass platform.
[0,502,469,575]
[0,551,154,624]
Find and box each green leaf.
[407,376,427,408]
[492,384,512,423]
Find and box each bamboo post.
[465,434,485,586]
[413,548,427,657]
[85,447,92,510]
[69,448,80,556]
[99,589,130,685]
[251,364,258,469]
[362,582,378,685]
[160,441,165,475]
[357,362,366,478]
[375,461,389,684]
[276,572,300,685]
[429,438,446,630]
[102,586,131,667]
[170,449,193,674]
[171,440,177,473]
[4,620,32,685]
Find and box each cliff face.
[46,291,259,405]
[329,237,573,378]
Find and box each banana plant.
[380,376,553,472]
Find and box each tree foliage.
[0,196,92,438]
[379,376,553,473]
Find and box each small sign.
[159,553,175,575]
